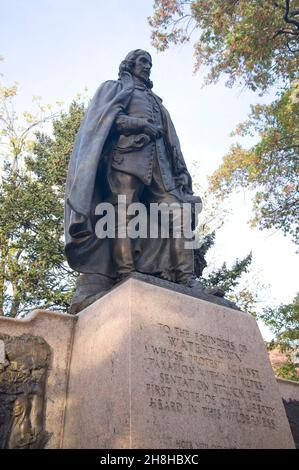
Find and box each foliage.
[150,2,299,245]
[263,294,299,381]
[209,85,299,244]
[194,230,258,313]
[149,0,299,92]
[205,251,258,314]
[0,81,85,316]
[228,286,259,317]
[261,293,299,349]
[203,250,252,293]
[274,356,299,381]
[0,83,54,169]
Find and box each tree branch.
[284,0,299,28]
[274,28,299,37]
[273,0,299,40]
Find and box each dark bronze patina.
[64,50,213,312]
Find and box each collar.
[133,77,151,90]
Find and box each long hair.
[119,49,153,89]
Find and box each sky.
[1,0,298,339]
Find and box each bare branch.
[168,14,192,33]
[284,0,299,28]
[273,0,299,42]
[274,28,299,37]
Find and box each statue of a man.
[65,49,201,311]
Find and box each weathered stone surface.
[63,278,295,449]
[277,378,299,448]
[0,311,75,448]
[0,333,51,448]
[0,340,4,364]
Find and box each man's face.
[132,54,152,82]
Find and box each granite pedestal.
[62,278,295,449]
[0,277,295,448]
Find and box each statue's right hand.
[142,119,163,139]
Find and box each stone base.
[277,378,299,448]
[0,277,295,448]
[0,310,75,448]
[62,278,294,449]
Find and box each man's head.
[119,49,153,87]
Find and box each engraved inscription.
[143,323,278,430]
[175,439,236,449]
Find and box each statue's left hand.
[174,173,189,190]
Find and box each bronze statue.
[65,49,203,312]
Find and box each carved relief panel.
[0,334,51,448]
